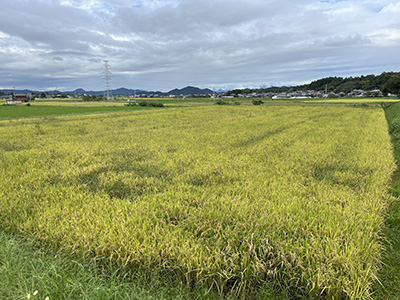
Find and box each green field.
[0,104,163,120]
[0,104,396,299]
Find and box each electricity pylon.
[103,60,112,101]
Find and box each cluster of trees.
[382,73,400,96]
[306,72,400,95]
[82,95,104,101]
[125,101,164,107]
[226,72,400,96]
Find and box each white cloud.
[0,31,10,39]
[368,29,400,47]
[379,2,400,13]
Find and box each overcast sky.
[0,0,399,92]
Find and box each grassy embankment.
[373,101,400,299]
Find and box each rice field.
[0,105,395,298]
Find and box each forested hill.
[226,72,400,95]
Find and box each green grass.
[0,229,289,300]
[372,102,400,299]
[0,229,199,300]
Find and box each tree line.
[226,72,400,96]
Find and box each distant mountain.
[114,87,159,96]
[71,87,161,96]
[0,89,35,94]
[70,86,213,96]
[114,87,137,95]
[0,86,214,96]
[73,88,86,94]
[167,86,213,95]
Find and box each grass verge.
[373,102,400,299]
[0,230,288,300]
[0,229,211,300]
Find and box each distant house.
[6,94,29,104]
[369,89,383,97]
[0,95,11,101]
[348,89,366,97]
[272,93,290,99]
[292,96,310,99]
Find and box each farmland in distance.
[0,105,395,298]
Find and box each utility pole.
[213,88,215,104]
[324,84,327,106]
[103,60,112,101]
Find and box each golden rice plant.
[0,105,395,298]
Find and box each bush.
[82,95,103,101]
[138,101,164,107]
[252,99,264,105]
[124,102,137,106]
[215,99,227,105]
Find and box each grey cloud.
[47,50,96,57]
[52,56,64,61]
[0,0,399,91]
[315,34,371,47]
